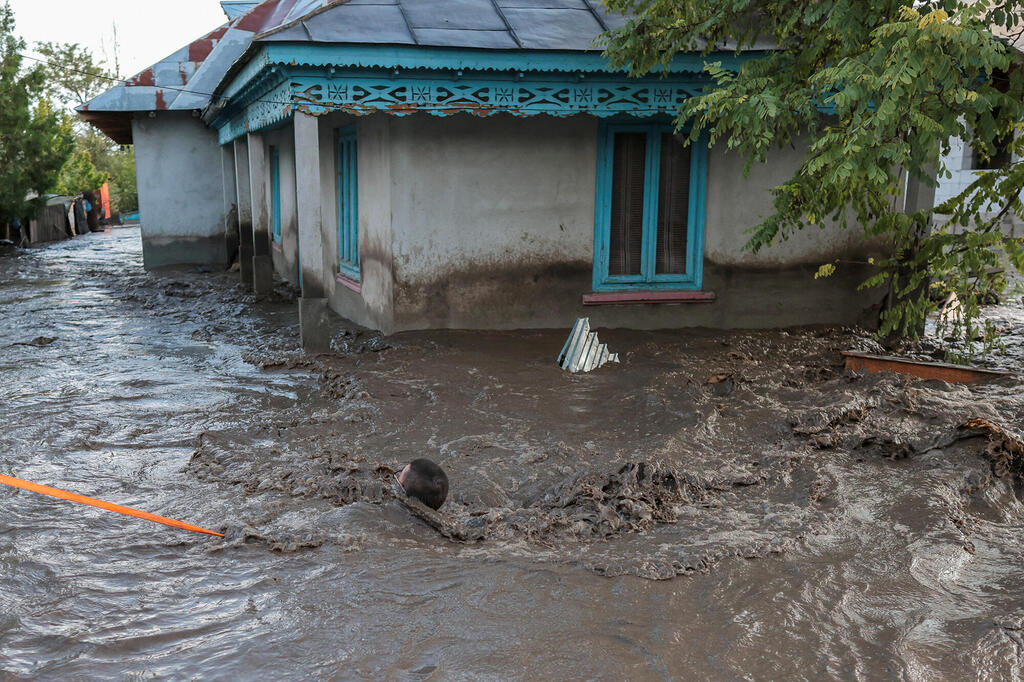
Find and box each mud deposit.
[3,228,1024,679]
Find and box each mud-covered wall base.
[141,234,230,270]
[132,113,233,270]
[391,261,884,331]
[394,258,593,330]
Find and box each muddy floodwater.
[2,228,1024,679]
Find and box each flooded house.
[79,0,901,347]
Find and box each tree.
[34,40,137,213]
[603,0,1024,357]
[54,149,107,196]
[0,1,73,224]
[105,145,137,213]
[35,41,114,109]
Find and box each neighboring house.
[933,133,1024,237]
[933,23,1024,238]
[15,194,96,245]
[27,195,75,244]
[80,0,891,346]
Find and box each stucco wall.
[131,112,233,268]
[316,112,394,331]
[385,114,885,331]
[264,126,300,286]
[389,114,597,331]
[704,141,878,267]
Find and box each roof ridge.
[395,0,419,46]
[487,0,523,48]
[583,0,609,32]
[255,0,353,40]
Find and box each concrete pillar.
[233,138,253,289]
[294,111,332,352]
[904,167,937,216]
[247,132,274,295]
[220,144,238,266]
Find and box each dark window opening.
[971,108,1014,170]
[655,133,690,274]
[608,132,646,276]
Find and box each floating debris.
[10,336,57,348]
[841,351,1016,384]
[557,317,619,373]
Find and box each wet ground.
[2,227,1024,679]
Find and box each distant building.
[80,0,892,345]
[933,133,1023,237]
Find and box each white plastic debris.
[557,317,619,373]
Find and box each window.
[270,145,281,243]
[337,126,359,281]
[971,136,1013,170]
[968,109,1015,170]
[593,122,706,292]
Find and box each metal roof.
[78,0,308,142]
[79,0,635,142]
[258,0,628,50]
[221,1,261,20]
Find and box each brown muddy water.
[2,227,1024,680]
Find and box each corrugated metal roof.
[557,318,619,373]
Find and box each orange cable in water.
[0,473,224,538]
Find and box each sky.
[10,0,229,79]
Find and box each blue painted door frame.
[336,126,359,281]
[270,146,282,244]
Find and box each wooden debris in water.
[841,351,1016,384]
[960,417,1024,480]
[391,481,485,543]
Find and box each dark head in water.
[397,458,449,510]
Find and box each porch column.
[247,132,274,295]
[904,166,937,215]
[294,111,332,352]
[233,138,253,289]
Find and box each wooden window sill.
[582,291,716,305]
[336,272,361,293]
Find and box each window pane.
[337,131,359,279]
[656,133,690,275]
[609,132,646,276]
[271,147,281,242]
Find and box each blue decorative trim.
[258,44,761,76]
[286,73,706,119]
[336,125,359,282]
[214,67,711,143]
[592,121,707,292]
[218,77,293,144]
[210,41,754,143]
[270,145,281,243]
[222,48,269,100]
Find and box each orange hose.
[0,473,224,538]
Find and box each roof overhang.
[78,111,134,145]
[205,43,768,144]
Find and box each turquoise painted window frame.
[336,125,359,281]
[592,121,708,292]
[270,145,282,244]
